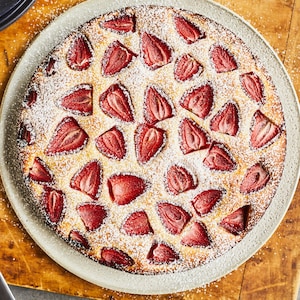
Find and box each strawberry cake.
[17,6,286,274]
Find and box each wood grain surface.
[0,0,299,299]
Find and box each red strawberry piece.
[18,122,35,146]
[250,110,280,149]
[77,203,107,231]
[101,247,134,268]
[29,157,54,184]
[135,123,166,164]
[179,118,209,154]
[95,126,126,160]
[46,117,89,155]
[210,101,239,136]
[102,40,137,76]
[44,56,57,76]
[42,187,65,224]
[107,174,147,205]
[174,54,203,82]
[144,85,174,124]
[240,72,264,103]
[70,160,102,200]
[99,83,134,122]
[147,242,179,264]
[102,15,135,33]
[141,32,172,70]
[69,229,90,249]
[122,211,153,235]
[174,15,205,44]
[203,143,236,171]
[240,163,270,194]
[166,165,197,195]
[157,202,191,235]
[67,34,93,71]
[180,84,214,119]
[181,222,211,247]
[220,205,250,235]
[211,45,238,73]
[59,84,93,116]
[24,87,37,108]
[192,189,223,216]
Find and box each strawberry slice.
[179,118,209,154]
[211,45,238,73]
[250,110,280,149]
[67,34,93,71]
[70,160,102,200]
[147,242,179,264]
[174,15,205,44]
[77,203,107,231]
[210,101,239,136]
[46,117,89,156]
[174,54,203,82]
[122,211,153,235]
[203,143,236,171]
[166,165,197,195]
[181,222,211,247]
[144,85,174,124]
[141,32,172,70]
[157,202,191,235]
[18,122,35,146]
[107,174,147,205]
[59,84,93,116]
[95,126,126,160]
[102,41,137,76]
[42,187,65,224]
[240,163,270,194]
[102,15,135,33]
[240,72,264,103]
[101,247,134,268]
[192,189,223,216]
[180,84,214,119]
[69,229,90,249]
[135,123,166,164]
[99,83,134,122]
[24,87,38,108]
[44,56,57,76]
[220,205,250,235]
[29,157,54,184]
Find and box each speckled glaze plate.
[0,0,299,295]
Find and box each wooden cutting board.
[0,0,299,299]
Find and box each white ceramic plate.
[0,0,299,295]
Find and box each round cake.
[17,5,286,274]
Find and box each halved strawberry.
[144,85,174,124]
[99,83,134,122]
[59,84,93,116]
[141,32,172,70]
[95,126,126,160]
[179,118,209,154]
[157,202,191,235]
[107,174,147,205]
[101,247,134,268]
[180,84,214,119]
[29,157,54,184]
[147,242,179,264]
[46,117,89,156]
[240,72,264,103]
[174,15,205,44]
[44,56,57,76]
[211,45,238,73]
[135,123,166,164]
[181,222,211,247]
[166,165,197,195]
[70,160,102,200]
[174,54,203,82]
[102,15,135,33]
[210,101,239,136]
[77,203,107,231]
[240,163,270,194]
[122,211,153,235]
[220,205,250,235]
[203,143,236,171]
[67,34,93,71]
[250,110,280,149]
[192,189,223,216]
[18,122,35,146]
[24,87,37,108]
[102,41,137,76]
[69,229,90,249]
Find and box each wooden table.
[0,0,299,299]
